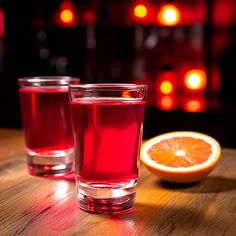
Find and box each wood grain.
[1,129,236,235]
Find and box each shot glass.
[18,76,80,176]
[69,83,148,213]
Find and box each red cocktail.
[18,77,79,176]
[71,99,145,183]
[69,84,147,213]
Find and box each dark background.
[1,0,236,147]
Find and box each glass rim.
[18,76,80,83]
[69,83,148,89]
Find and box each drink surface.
[70,98,146,183]
[20,87,73,152]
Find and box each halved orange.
[141,131,221,183]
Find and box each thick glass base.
[27,148,73,176]
[77,180,137,214]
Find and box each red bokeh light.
[157,95,177,111]
[134,4,148,19]
[157,3,181,26]
[183,69,207,93]
[0,8,4,38]
[182,96,206,113]
[131,1,156,24]
[56,1,77,28]
[155,71,178,95]
[213,0,234,27]
[83,10,97,25]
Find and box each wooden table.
[1,129,236,235]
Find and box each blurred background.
[1,0,236,147]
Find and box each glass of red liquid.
[69,83,148,213]
[18,76,80,177]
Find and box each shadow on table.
[157,176,236,193]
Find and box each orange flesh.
[147,137,212,167]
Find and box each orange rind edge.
[140,131,222,183]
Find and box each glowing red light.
[157,4,181,26]
[182,96,206,113]
[60,10,74,23]
[183,69,207,93]
[0,8,4,38]
[56,1,77,27]
[83,10,97,25]
[160,80,173,95]
[134,4,148,19]
[131,2,156,24]
[156,71,178,95]
[157,95,176,111]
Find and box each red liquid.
[20,87,73,152]
[70,98,146,184]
